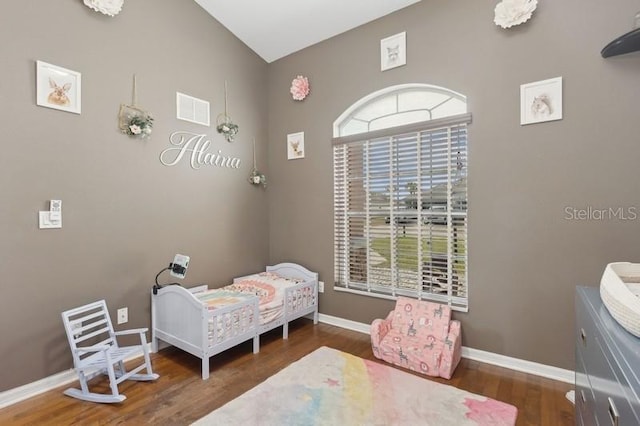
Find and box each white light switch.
[39,199,62,229]
[39,211,62,229]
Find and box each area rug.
[193,346,517,426]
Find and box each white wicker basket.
[600,262,640,338]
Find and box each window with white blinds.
[333,85,470,311]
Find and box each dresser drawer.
[576,287,640,426]
[575,350,597,426]
[593,337,640,426]
[576,292,601,370]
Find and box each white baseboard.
[460,346,574,384]
[0,369,77,410]
[0,344,152,409]
[318,313,574,384]
[1,317,575,409]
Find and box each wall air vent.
[176,92,210,126]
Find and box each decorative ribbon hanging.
[131,74,138,106]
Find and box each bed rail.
[151,284,259,379]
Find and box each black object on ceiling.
[601,27,640,58]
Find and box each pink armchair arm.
[370,311,394,358]
[439,319,462,379]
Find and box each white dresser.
[575,286,640,425]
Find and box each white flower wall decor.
[83,0,124,17]
[494,0,538,29]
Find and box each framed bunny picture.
[520,77,562,125]
[36,61,82,114]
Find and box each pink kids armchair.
[371,296,462,379]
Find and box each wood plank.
[0,320,575,425]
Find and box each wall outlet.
[318,281,325,293]
[117,307,128,324]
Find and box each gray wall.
[2,0,639,393]
[0,1,268,391]
[267,0,640,370]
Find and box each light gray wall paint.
[267,0,640,370]
[2,0,639,393]
[0,0,268,391]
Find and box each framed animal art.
[36,61,82,114]
[287,131,305,160]
[520,77,563,125]
[380,31,407,72]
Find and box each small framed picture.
[36,61,82,114]
[287,132,305,160]
[380,31,406,71]
[520,77,562,125]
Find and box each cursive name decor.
[160,131,241,170]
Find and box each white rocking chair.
[61,300,159,403]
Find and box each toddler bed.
[151,262,318,379]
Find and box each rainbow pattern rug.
[193,346,517,425]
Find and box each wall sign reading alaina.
[160,131,241,170]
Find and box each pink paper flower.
[290,75,310,101]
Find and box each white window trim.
[333,83,467,138]
[333,84,470,311]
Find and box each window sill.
[333,286,469,313]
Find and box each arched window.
[334,83,467,137]
[332,84,471,311]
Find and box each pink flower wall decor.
[290,75,310,101]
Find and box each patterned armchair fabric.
[371,296,462,379]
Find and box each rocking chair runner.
[61,300,159,403]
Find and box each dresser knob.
[580,328,587,345]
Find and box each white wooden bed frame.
[151,262,319,379]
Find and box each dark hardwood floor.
[0,320,575,425]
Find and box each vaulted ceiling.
[194,0,421,63]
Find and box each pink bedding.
[224,272,305,324]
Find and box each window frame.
[333,85,471,311]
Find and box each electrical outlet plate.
[318,281,325,293]
[117,307,128,324]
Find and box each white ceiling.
[194,0,421,63]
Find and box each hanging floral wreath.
[118,104,153,139]
[216,116,239,143]
[249,169,267,188]
[123,112,153,138]
[118,75,153,139]
[290,75,310,101]
[249,139,266,188]
[216,81,239,142]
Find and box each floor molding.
[0,369,77,410]
[1,316,574,409]
[0,344,152,409]
[318,313,574,384]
